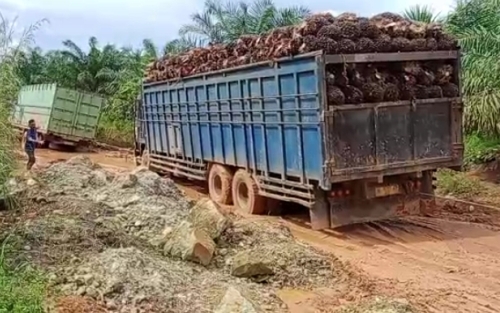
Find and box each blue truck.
[135,50,463,230]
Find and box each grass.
[436,169,483,198]
[0,237,46,313]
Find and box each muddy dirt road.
[28,149,500,313]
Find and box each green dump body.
[11,84,105,143]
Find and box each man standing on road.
[22,119,41,170]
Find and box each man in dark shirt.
[22,119,41,170]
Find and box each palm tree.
[142,37,201,61]
[180,0,310,44]
[179,0,225,44]
[16,47,48,84]
[445,0,500,136]
[60,37,123,95]
[403,5,444,23]
[162,36,202,56]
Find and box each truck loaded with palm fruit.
[135,12,463,229]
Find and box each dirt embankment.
[3,155,414,313]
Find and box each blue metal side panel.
[142,55,324,181]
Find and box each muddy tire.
[232,170,266,215]
[208,164,233,205]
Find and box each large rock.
[164,221,216,266]
[214,287,258,313]
[231,250,274,278]
[189,198,228,239]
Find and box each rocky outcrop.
[163,199,229,266]
[189,198,228,239]
[231,250,274,278]
[214,287,258,313]
[164,221,216,266]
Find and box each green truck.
[11,84,105,147]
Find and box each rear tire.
[232,170,266,215]
[208,164,233,205]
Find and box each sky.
[0,0,456,51]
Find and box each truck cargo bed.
[11,84,105,144]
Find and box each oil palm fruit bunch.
[145,12,458,83]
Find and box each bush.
[464,134,500,167]
[96,114,134,148]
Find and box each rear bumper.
[310,193,427,229]
[323,158,462,186]
[329,195,421,228]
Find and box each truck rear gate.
[140,50,463,229]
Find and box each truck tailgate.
[324,98,463,182]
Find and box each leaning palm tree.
[403,5,444,23]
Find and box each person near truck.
[22,119,41,170]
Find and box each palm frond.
[403,5,443,23]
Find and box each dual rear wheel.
[208,164,269,215]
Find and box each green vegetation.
[436,169,482,198]
[0,14,48,312]
[0,238,46,313]
[179,0,310,44]
[0,15,46,191]
[404,0,500,172]
[403,5,444,23]
[464,134,500,166]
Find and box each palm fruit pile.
[144,11,459,98]
[326,60,459,105]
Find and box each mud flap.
[310,188,330,230]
